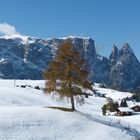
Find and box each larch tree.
[43,39,93,111]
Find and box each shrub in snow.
[102,104,107,115]
[102,98,119,115]
[20,85,26,88]
[34,86,40,90]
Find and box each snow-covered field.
[0,80,139,140]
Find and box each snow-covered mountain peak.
[0,34,29,44]
[58,35,91,40]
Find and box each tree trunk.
[70,94,75,111]
[69,59,75,111]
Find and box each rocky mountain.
[109,43,140,91]
[0,35,139,92]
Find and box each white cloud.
[0,23,19,36]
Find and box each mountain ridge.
[0,35,139,92]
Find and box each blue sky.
[0,0,140,59]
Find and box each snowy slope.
[0,80,139,140]
[0,107,134,140]
[94,84,132,100]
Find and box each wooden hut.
[131,105,140,112]
[116,107,134,116]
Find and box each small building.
[131,105,140,112]
[116,107,134,116]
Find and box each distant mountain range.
[0,34,140,92]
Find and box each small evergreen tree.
[102,98,119,114]
[102,104,107,115]
[106,101,119,112]
[120,99,128,107]
[43,40,93,111]
[106,97,113,103]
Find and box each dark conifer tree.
[120,99,128,107]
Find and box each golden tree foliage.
[43,39,93,110]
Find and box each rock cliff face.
[109,43,140,91]
[0,35,139,91]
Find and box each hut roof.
[117,107,134,112]
[130,104,140,108]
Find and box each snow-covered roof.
[118,107,134,112]
[129,104,140,108]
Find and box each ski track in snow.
[76,111,140,140]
